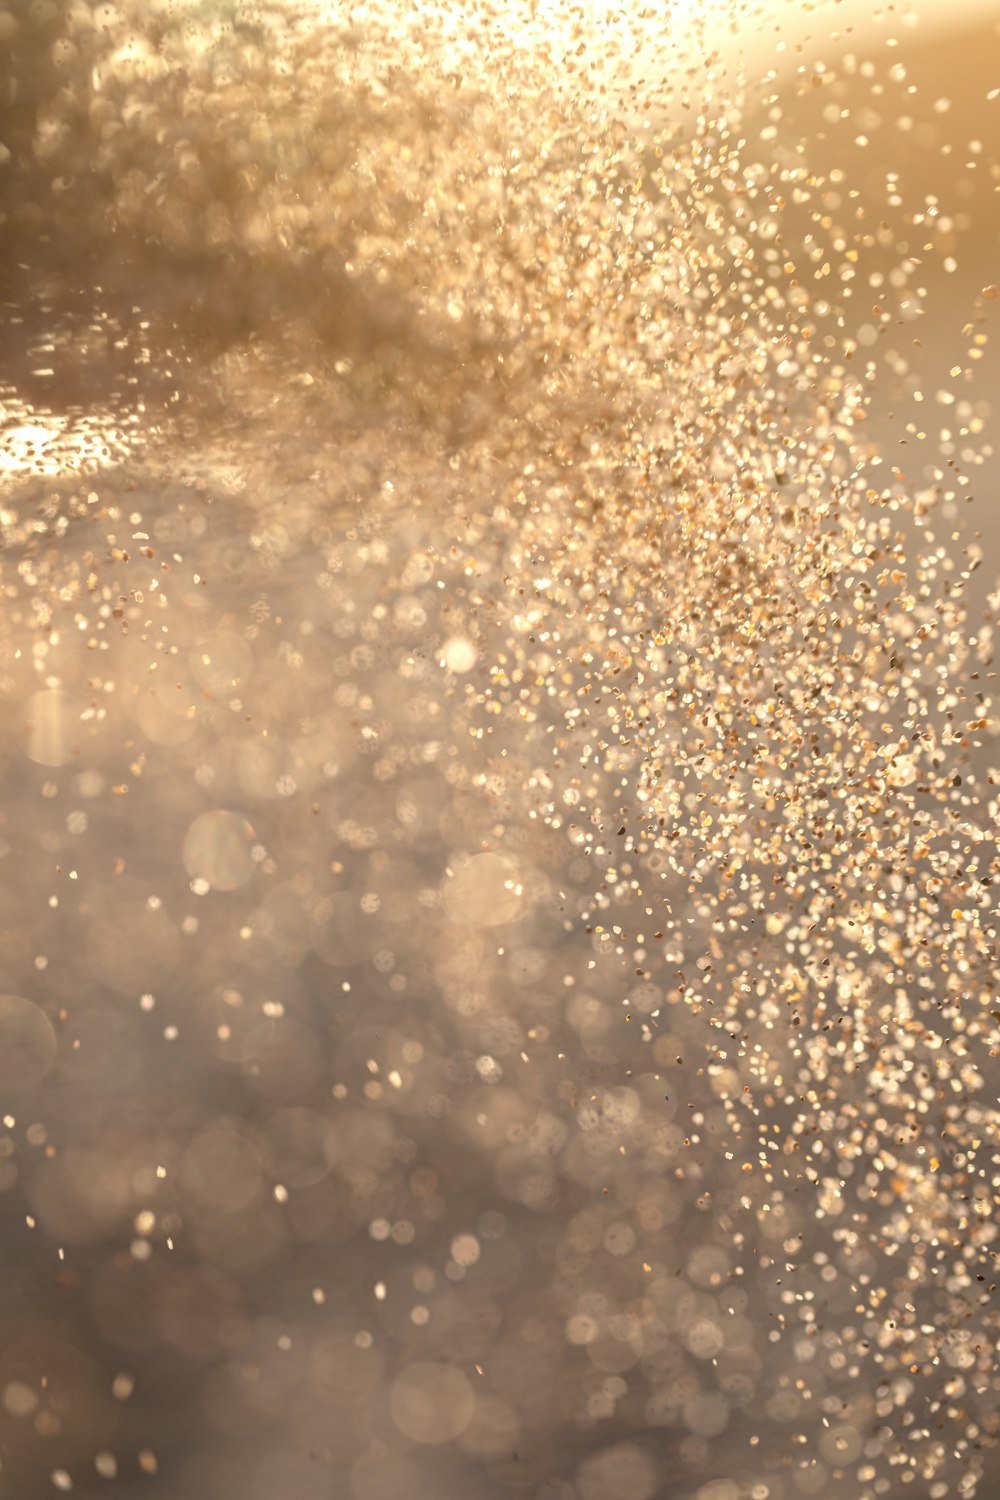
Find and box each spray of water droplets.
[0,1,998,1497]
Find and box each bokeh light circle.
[389,1361,475,1444]
[182,810,256,892]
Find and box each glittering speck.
[0,0,998,1496]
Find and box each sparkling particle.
[1,2,998,1498]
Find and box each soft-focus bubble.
[389,1360,475,1444]
[458,1393,520,1459]
[719,1368,756,1406]
[84,884,179,997]
[251,1447,330,1500]
[450,1232,481,1266]
[687,1244,731,1288]
[4,1380,39,1417]
[457,1085,530,1151]
[350,1451,419,1500]
[441,636,477,673]
[323,1107,396,1174]
[576,1443,658,1500]
[154,1266,244,1361]
[180,1119,265,1215]
[566,1314,598,1347]
[441,852,523,927]
[235,740,280,800]
[819,1425,862,1465]
[239,1017,323,1102]
[684,1318,725,1360]
[312,891,374,966]
[253,882,321,965]
[698,1483,740,1500]
[402,552,435,587]
[683,1391,730,1438]
[603,1221,636,1256]
[201,983,257,1066]
[136,675,198,746]
[191,1200,286,1278]
[0,1335,115,1458]
[586,1321,644,1375]
[25,688,79,767]
[263,1108,331,1188]
[794,1462,828,1496]
[29,1146,133,1243]
[478,1209,507,1239]
[302,1330,386,1445]
[0,994,56,1087]
[182,809,255,891]
[190,631,254,693]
